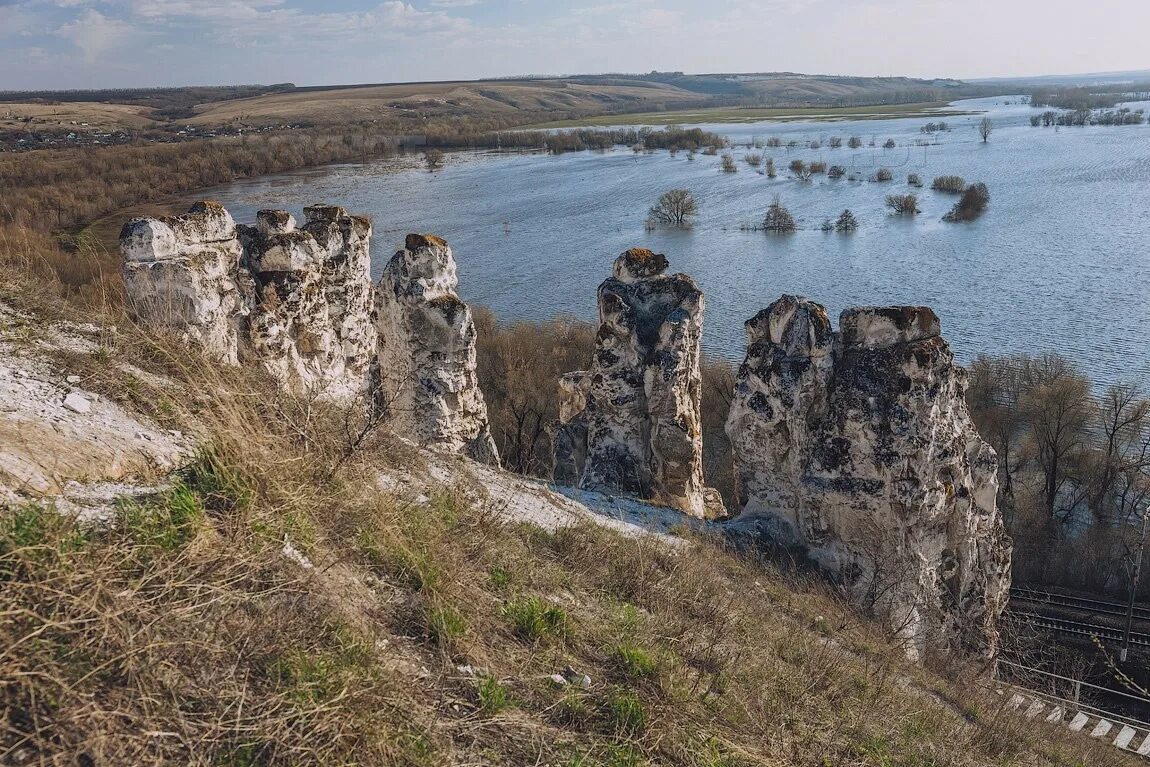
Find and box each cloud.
[55,8,135,62]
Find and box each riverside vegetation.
[0,102,1146,765]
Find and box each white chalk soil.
[0,301,187,515]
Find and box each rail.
[1013,611,1150,647]
[1011,587,1150,622]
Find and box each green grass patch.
[477,675,512,714]
[504,595,567,642]
[606,689,646,735]
[610,643,657,680]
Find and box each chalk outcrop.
[121,202,376,399]
[120,201,246,364]
[372,234,499,464]
[237,206,375,399]
[554,249,708,517]
[121,204,498,463]
[725,297,1010,659]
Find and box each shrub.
[931,175,965,193]
[943,182,990,222]
[907,173,923,187]
[765,157,776,178]
[819,218,834,232]
[765,136,782,148]
[788,158,805,174]
[809,161,827,174]
[883,139,896,149]
[503,596,566,642]
[885,194,920,215]
[808,140,821,149]
[828,136,843,149]
[762,196,797,233]
[720,153,738,173]
[835,209,859,232]
[872,168,893,182]
[827,165,846,179]
[744,153,762,167]
[648,189,698,227]
[702,145,719,156]
[424,148,444,171]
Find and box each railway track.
[1013,611,1150,648]
[1011,587,1150,623]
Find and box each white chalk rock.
[554,248,707,518]
[372,234,499,464]
[726,297,1011,660]
[120,201,245,364]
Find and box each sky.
[0,0,1148,90]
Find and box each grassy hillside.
[0,270,1138,765]
[0,72,988,136]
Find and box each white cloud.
[55,8,135,62]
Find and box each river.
[198,96,1150,389]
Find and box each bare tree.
[884,194,919,215]
[1020,359,1093,520]
[648,189,698,227]
[979,117,993,143]
[1087,385,1150,523]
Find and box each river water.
[200,97,1150,389]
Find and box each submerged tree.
[943,182,990,222]
[885,194,920,215]
[720,153,738,173]
[648,189,699,227]
[835,209,859,232]
[762,196,797,233]
[979,116,994,142]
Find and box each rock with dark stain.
[726,295,1010,661]
[554,249,712,518]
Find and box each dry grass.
[0,101,156,132]
[0,293,1140,765]
[188,80,694,128]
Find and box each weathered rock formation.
[120,201,246,364]
[121,201,375,399]
[725,297,1011,659]
[553,249,708,517]
[237,206,374,399]
[372,234,499,464]
[122,205,497,463]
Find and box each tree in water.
[979,117,993,142]
[762,196,797,233]
[648,189,698,228]
[943,183,990,222]
[835,209,859,232]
